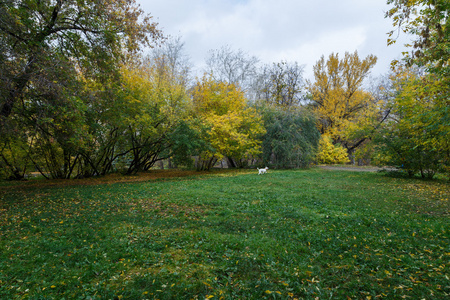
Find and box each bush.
[316,135,350,164]
[373,129,443,179]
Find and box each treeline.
[0,0,448,180]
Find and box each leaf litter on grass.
[0,169,449,299]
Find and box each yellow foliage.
[191,75,266,163]
[117,62,191,140]
[308,51,378,144]
[192,75,246,116]
[316,135,350,164]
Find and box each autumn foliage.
[191,76,266,170]
[1,0,449,179]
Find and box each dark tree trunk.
[226,156,237,168]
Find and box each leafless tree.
[205,45,259,95]
[254,61,306,107]
[149,36,193,87]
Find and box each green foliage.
[0,134,29,180]
[0,0,161,118]
[0,1,162,179]
[386,1,449,174]
[386,0,450,77]
[374,68,449,178]
[118,61,191,174]
[167,120,212,169]
[316,135,350,165]
[260,106,320,168]
[0,169,448,299]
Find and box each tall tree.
[0,0,162,119]
[255,61,305,107]
[307,51,380,159]
[119,57,191,174]
[374,66,449,178]
[205,45,259,96]
[386,0,449,161]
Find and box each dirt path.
[318,165,394,172]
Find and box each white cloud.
[258,26,367,79]
[139,0,410,78]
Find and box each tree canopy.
[0,0,161,119]
[1,1,449,179]
[386,0,449,77]
[191,76,266,170]
[307,51,381,158]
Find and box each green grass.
[0,169,449,299]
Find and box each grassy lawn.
[0,168,449,299]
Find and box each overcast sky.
[138,0,410,80]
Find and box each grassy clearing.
[0,168,448,299]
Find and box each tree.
[0,0,161,120]
[260,105,320,168]
[386,0,449,169]
[374,67,449,178]
[150,36,193,88]
[0,1,162,179]
[166,119,212,169]
[307,51,381,160]
[191,76,266,170]
[205,45,259,95]
[118,57,191,174]
[255,61,305,107]
[386,0,449,77]
[0,56,88,179]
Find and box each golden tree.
[191,76,266,169]
[308,51,381,161]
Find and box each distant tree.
[150,36,193,88]
[205,45,259,95]
[255,61,305,107]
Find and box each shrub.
[316,135,350,164]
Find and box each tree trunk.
[226,156,237,168]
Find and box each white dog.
[257,167,268,175]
